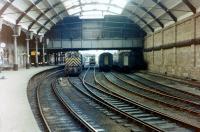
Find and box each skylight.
[63,0,80,9]
[62,0,128,19]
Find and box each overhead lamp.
[29,31,34,40]
[26,31,34,40]
[0,42,6,48]
[14,25,22,36]
[39,35,44,43]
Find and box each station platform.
[0,66,57,132]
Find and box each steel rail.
[92,68,200,131]
[126,73,200,105]
[140,71,200,89]
[51,81,98,132]
[36,70,63,132]
[109,72,200,115]
[81,67,167,132]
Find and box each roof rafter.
[9,4,49,31]
[16,0,41,24]
[37,10,66,34]
[44,0,63,20]
[130,1,164,28]
[142,0,186,30]
[151,0,177,22]
[0,0,15,16]
[16,0,54,25]
[182,0,196,14]
[28,2,62,30]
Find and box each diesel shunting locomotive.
[64,51,82,76]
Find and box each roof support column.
[13,25,21,71]
[42,42,45,65]
[26,38,30,69]
[13,35,18,70]
[61,52,64,64]
[42,38,49,65]
[35,37,39,67]
[54,53,58,65]
[58,52,61,64]
[26,31,33,69]
[57,52,60,64]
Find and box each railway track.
[80,67,197,132]
[135,72,200,96]
[69,77,141,132]
[126,73,200,104]
[27,69,59,131]
[52,80,105,132]
[142,71,200,88]
[107,72,200,115]
[36,69,102,132]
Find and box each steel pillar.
[35,39,39,67]
[13,35,18,71]
[26,39,31,69]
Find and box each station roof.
[0,0,199,35]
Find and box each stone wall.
[144,13,200,80]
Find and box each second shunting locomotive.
[64,51,82,76]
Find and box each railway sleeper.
[158,123,191,132]
[118,106,135,110]
[146,120,168,125]
[127,110,143,114]
[133,113,152,118]
[121,108,139,112]
[110,102,126,105]
[110,115,122,120]
[114,104,130,107]
[139,116,160,121]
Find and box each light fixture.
[29,31,34,40]
[39,35,44,43]
[26,31,34,40]
[0,42,6,48]
[14,25,22,36]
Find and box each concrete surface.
[0,66,57,132]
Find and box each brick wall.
[144,14,200,80]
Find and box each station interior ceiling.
[0,0,199,35]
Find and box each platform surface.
[0,66,57,132]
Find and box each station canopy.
[0,0,199,35]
